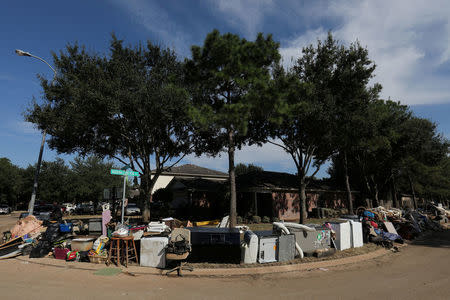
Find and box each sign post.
[110,168,139,224]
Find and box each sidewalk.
[14,247,392,277]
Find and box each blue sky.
[1,0,449,177]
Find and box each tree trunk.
[298,177,307,224]
[343,151,354,214]
[374,185,379,208]
[392,175,399,208]
[141,171,154,223]
[408,174,417,209]
[228,130,237,228]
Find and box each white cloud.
[279,28,328,70]
[184,140,292,172]
[109,0,192,56]
[15,121,39,135]
[210,0,274,37]
[279,0,450,105]
[183,139,331,177]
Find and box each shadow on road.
[410,229,450,248]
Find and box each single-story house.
[151,164,228,215]
[236,171,358,221]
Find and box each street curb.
[14,246,395,278]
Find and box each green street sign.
[110,169,139,176]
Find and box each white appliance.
[329,221,351,251]
[241,230,258,264]
[258,236,278,263]
[347,220,363,248]
[140,237,168,268]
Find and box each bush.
[262,216,270,223]
[236,216,243,224]
[252,215,261,223]
[271,217,280,223]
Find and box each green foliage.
[38,158,70,203]
[25,34,193,221]
[262,216,270,223]
[186,29,280,154]
[252,215,261,223]
[236,216,243,224]
[68,156,122,204]
[235,163,264,177]
[186,30,280,227]
[0,158,22,207]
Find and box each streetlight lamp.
[15,49,56,215]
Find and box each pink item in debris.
[102,210,112,236]
[10,215,43,238]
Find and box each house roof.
[156,164,228,178]
[236,170,344,192]
[171,178,225,191]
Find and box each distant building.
[236,171,358,221]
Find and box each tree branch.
[267,140,289,152]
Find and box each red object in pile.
[54,248,70,260]
[370,221,378,228]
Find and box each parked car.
[75,203,94,215]
[0,205,11,214]
[125,203,141,215]
[34,204,53,220]
[62,203,76,215]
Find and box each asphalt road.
[0,213,449,299]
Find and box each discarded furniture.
[108,236,138,267]
[328,220,351,251]
[88,219,102,235]
[140,237,168,268]
[165,228,193,276]
[187,227,241,263]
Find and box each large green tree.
[26,35,192,222]
[69,156,122,213]
[265,35,337,223]
[37,158,71,204]
[185,30,280,227]
[331,40,381,213]
[396,117,449,207]
[0,158,22,209]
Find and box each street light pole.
[15,49,56,215]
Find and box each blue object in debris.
[364,211,375,219]
[59,223,72,233]
[374,229,403,242]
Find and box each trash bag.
[29,240,52,258]
[43,223,61,242]
[78,251,90,262]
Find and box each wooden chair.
[165,228,193,276]
[108,236,138,267]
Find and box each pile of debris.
[359,205,445,247]
[0,204,447,275]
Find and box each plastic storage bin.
[59,223,72,233]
